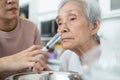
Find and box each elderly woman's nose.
[57,24,69,34]
[6,0,15,4]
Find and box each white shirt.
[59,45,101,75]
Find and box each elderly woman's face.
[57,1,94,49]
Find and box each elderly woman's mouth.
[62,38,74,42]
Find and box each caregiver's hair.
[58,0,101,41]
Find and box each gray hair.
[58,0,101,41]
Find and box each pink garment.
[0,17,41,57]
[0,17,41,79]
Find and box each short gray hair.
[58,0,101,41]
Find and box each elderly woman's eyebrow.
[56,10,73,19]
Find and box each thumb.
[25,45,41,52]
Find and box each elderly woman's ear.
[90,20,100,35]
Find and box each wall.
[29,0,61,31]
[98,0,120,55]
[99,14,120,50]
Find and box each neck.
[72,39,99,57]
[0,18,18,32]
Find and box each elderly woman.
[56,0,101,74]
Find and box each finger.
[33,62,44,73]
[32,58,45,67]
[27,62,35,68]
[32,66,44,73]
[20,62,35,71]
[43,65,51,71]
[27,57,40,62]
[32,67,37,73]
[30,50,49,57]
[25,45,42,52]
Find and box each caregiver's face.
[0,0,19,20]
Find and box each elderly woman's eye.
[70,17,76,21]
[57,22,62,26]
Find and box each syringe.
[37,33,61,58]
[27,33,61,72]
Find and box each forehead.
[58,1,85,17]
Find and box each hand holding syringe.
[37,33,61,58]
[27,33,61,72]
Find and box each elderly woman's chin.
[62,43,75,50]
